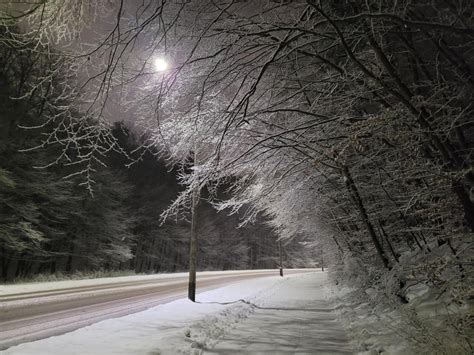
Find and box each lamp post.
[278,239,283,277]
[188,152,199,301]
[151,56,199,301]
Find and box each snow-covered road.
[0,269,313,350]
[1,271,353,354]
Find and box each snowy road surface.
[1,271,353,354]
[0,269,313,350]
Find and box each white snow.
[204,272,353,354]
[2,271,353,355]
[0,269,282,296]
[326,274,474,355]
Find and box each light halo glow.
[153,57,169,72]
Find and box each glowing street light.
[153,57,169,72]
[151,54,201,302]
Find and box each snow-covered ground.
[2,272,354,355]
[326,271,474,355]
[204,272,352,354]
[0,269,283,296]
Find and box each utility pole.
[278,239,283,277]
[188,151,199,302]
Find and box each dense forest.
[0,0,473,353]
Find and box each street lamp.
[151,55,199,302]
[151,55,200,302]
[153,57,169,72]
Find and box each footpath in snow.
[205,272,353,354]
[3,272,353,355]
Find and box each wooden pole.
[188,152,199,302]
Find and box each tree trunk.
[452,180,474,232]
[378,220,399,263]
[342,165,390,269]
